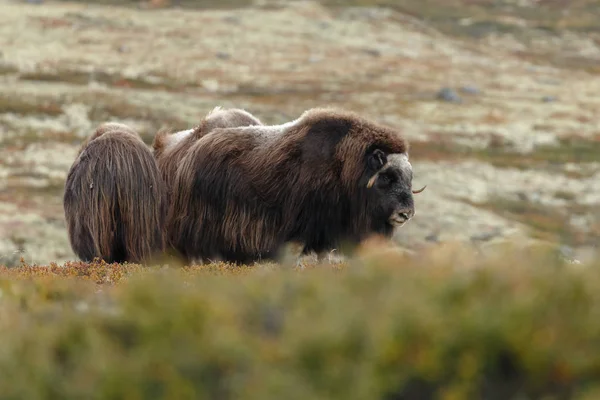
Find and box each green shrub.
[0,244,598,399]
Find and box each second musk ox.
[168,108,425,264]
[63,122,167,264]
[152,106,263,200]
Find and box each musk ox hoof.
[323,249,345,265]
[188,257,207,266]
[295,250,345,266]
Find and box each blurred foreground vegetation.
[0,242,599,399]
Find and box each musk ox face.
[364,148,416,235]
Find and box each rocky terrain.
[0,0,598,266]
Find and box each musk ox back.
[152,107,262,201]
[63,122,167,264]
[168,108,424,264]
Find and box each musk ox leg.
[63,123,167,264]
[322,249,346,265]
[294,249,344,267]
[189,256,207,266]
[299,242,346,266]
[64,217,98,263]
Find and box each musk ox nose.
[390,207,415,227]
[397,208,415,221]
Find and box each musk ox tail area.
[64,122,167,264]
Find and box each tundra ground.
[0,0,598,266]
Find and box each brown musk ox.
[167,107,425,265]
[152,106,263,201]
[63,122,167,264]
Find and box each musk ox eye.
[378,171,397,188]
[368,149,387,171]
[379,174,391,186]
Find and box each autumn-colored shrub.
[0,243,598,399]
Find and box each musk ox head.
[293,109,425,242]
[364,150,419,232]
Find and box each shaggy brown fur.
[63,122,167,264]
[152,107,262,200]
[168,108,419,264]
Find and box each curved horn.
[367,173,379,189]
[412,185,427,194]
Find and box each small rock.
[470,228,501,242]
[460,85,481,95]
[362,48,381,57]
[222,15,241,24]
[216,51,230,60]
[425,233,439,243]
[437,87,462,103]
[542,96,557,103]
[529,193,541,203]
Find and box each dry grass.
[0,62,19,75]
[0,94,63,117]
[19,68,195,92]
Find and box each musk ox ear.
[368,149,387,171]
[302,118,352,163]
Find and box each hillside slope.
[0,0,598,265]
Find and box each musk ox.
[168,107,425,264]
[152,106,263,200]
[63,122,167,264]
